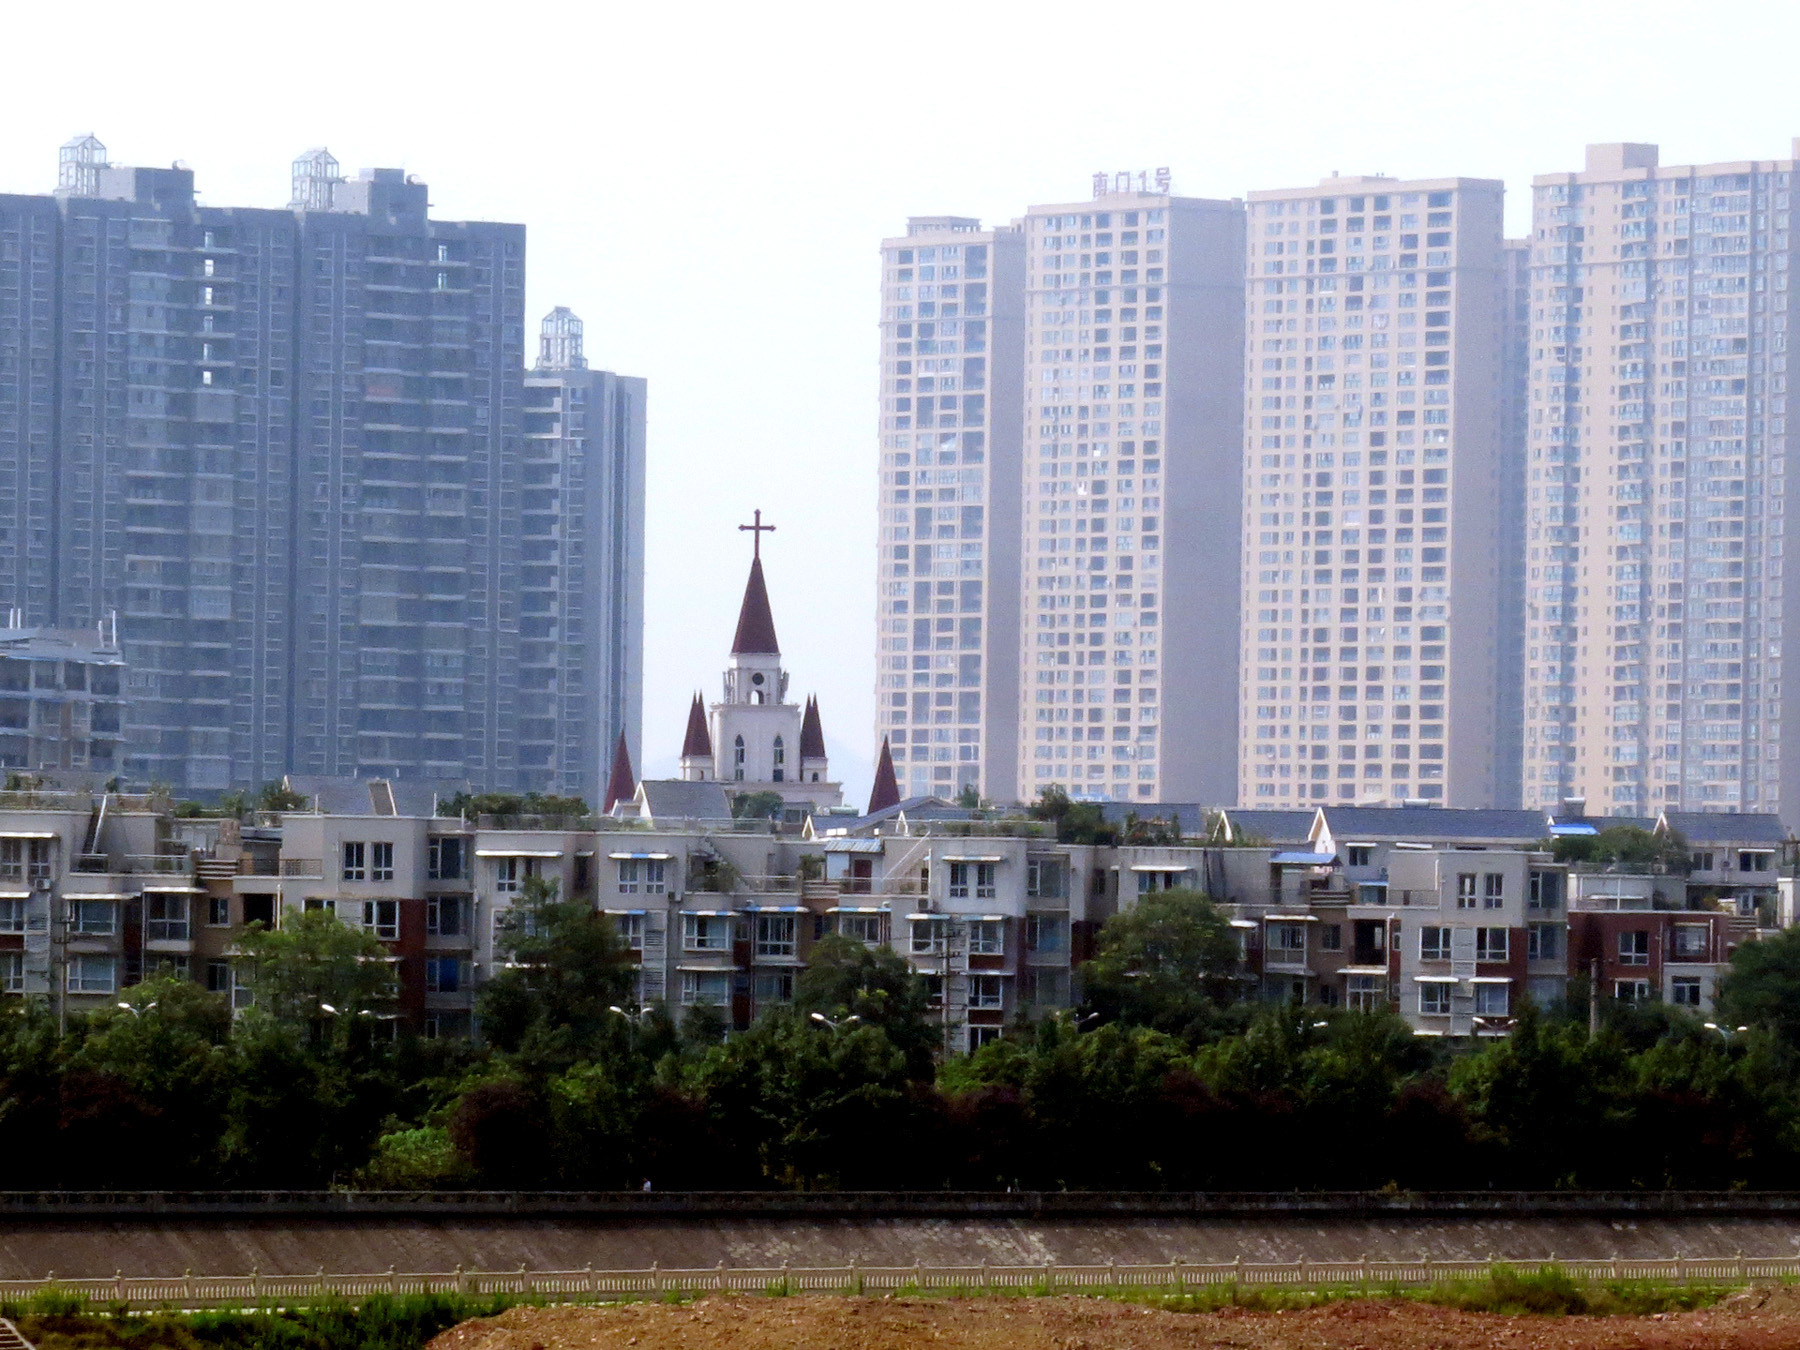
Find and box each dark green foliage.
[474,876,636,1058]
[1027,786,1117,845]
[1079,888,1241,1039]
[1718,925,1800,1048]
[792,934,939,1077]
[729,790,786,821]
[1549,824,1689,873]
[437,790,591,820]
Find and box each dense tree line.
[6,884,1800,1191]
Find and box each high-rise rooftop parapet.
[289,148,341,209]
[537,307,586,371]
[57,135,106,195]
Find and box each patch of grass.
[1419,1265,1732,1317]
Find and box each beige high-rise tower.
[1523,142,1800,821]
[1237,175,1510,808]
[1015,182,1244,805]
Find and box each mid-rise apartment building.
[521,308,646,798]
[875,217,1027,804]
[1523,142,1800,818]
[1018,184,1245,806]
[0,624,125,777]
[1238,175,1511,809]
[0,137,643,796]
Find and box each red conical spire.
[799,695,826,761]
[681,693,712,759]
[731,556,781,656]
[867,736,901,814]
[603,730,636,812]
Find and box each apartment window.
[1483,874,1504,908]
[1320,924,1343,952]
[69,900,115,936]
[608,912,644,951]
[1618,930,1650,966]
[426,895,467,937]
[1528,870,1562,911]
[618,859,667,895]
[205,959,232,994]
[1740,850,1773,872]
[974,863,997,899]
[1671,924,1710,961]
[0,951,20,994]
[0,899,22,935]
[1474,982,1510,1017]
[772,734,785,783]
[425,957,467,994]
[837,912,881,944]
[754,913,797,959]
[1614,979,1651,1003]
[680,970,729,1006]
[969,919,1004,956]
[1671,976,1702,1007]
[145,894,189,942]
[427,837,465,880]
[1418,982,1451,1016]
[1026,913,1066,953]
[949,863,972,898]
[1026,860,1064,898]
[754,969,794,1004]
[1456,873,1477,908]
[1347,846,1373,867]
[1269,921,1307,956]
[1691,851,1715,872]
[967,1025,1003,1052]
[493,857,535,894]
[342,842,366,881]
[682,913,730,952]
[910,917,947,954]
[968,974,1005,1010]
[1419,925,1449,961]
[1346,973,1384,1012]
[1526,923,1560,962]
[0,838,52,882]
[207,896,231,927]
[362,899,399,941]
[370,842,394,883]
[733,735,746,780]
[67,954,116,994]
[1476,927,1508,962]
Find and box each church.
[608,514,843,821]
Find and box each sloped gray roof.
[637,779,733,823]
[1216,808,1315,846]
[1318,806,1548,842]
[1660,811,1789,846]
[285,775,469,817]
[1097,802,1209,836]
[809,795,957,835]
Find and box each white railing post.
[651,1261,661,1295]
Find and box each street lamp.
[1703,1022,1750,1040]
[810,1012,860,1031]
[115,1001,157,1019]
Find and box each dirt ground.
[428,1289,1800,1350]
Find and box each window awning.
[1469,975,1513,984]
[476,849,562,859]
[675,964,731,974]
[828,906,887,914]
[746,904,805,913]
[1345,842,1379,849]
[823,839,884,853]
[609,851,673,861]
[1265,913,1319,922]
[1741,848,1776,855]
[683,909,736,917]
[942,855,1004,863]
[0,889,30,899]
[1228,919,1257,929]
[1413,975,1459,983]
[905,913,943,922]
[141,884,202,894]
[0,832,57,840]
[602,908,647,916]
[1339,965,1390,976]
[973,914,1008,923]
[1272,851,1337,865]
[61,893,128,902]
[1129,863,1195,872]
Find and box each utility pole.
[1588,957,1600,1038]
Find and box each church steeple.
[603,730,636,813]
[682,692,712,758]
[868,736,901,814]
[730,555,781,656]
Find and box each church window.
[773,735,786,782]
[734,735,746,780]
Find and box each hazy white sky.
[4,0,1798,803]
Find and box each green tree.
[1718,927,1800,1048]
[730,789,786,821]
[955,783,983,809]
[1080,888,1241,1038]
[1028,785,1117,845]
[255,781,308,813]
[438,790,591,820]
[475,875,636,1056]
[234,908,397,1028]
[1551,824,1690,873]
[793,934,938,1077]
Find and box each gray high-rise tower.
[0,138,644,795]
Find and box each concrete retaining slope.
[2,1215,1799,1278]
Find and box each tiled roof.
[1660,811,1789,846]
[286,775,469,817]
[1097,802,1209,836]
[1216,808,1315,845]
[1318,806,1548,841]
[731,556,780,655]
[638,779,733,823]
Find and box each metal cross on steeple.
[738,509,776,560]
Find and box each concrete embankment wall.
[3,1214,1799,1278]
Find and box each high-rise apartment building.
[523,308,646,799]
[0,137,644,796]
[1018,185,1244,804]
[1523,142,1800,817]
[875,217,1026,803]
[1237,175,1510,808]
